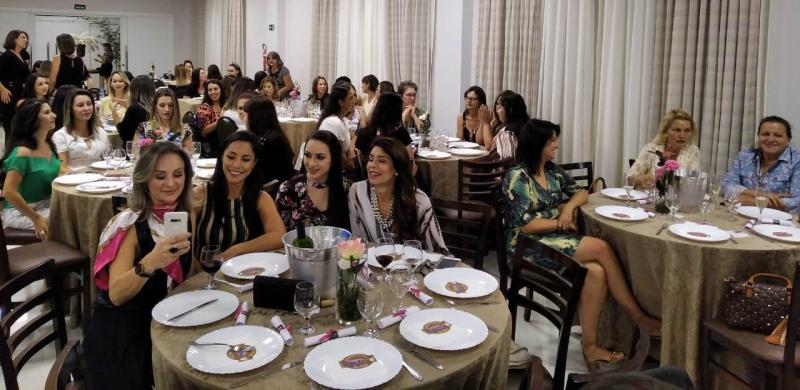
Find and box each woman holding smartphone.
[84,142,196,390]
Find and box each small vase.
[654,194,670,214]
[336,264,362,325]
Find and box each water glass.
[725,190,740,221]
[389,268,411,312]
[700,194,711,224]
[110,149,126,170]
[293,281,320,335]
[357,284,384,339]
[199,245,223,290]
[403,240,424,284]
[755,195,769,223]
[666,186,681,222]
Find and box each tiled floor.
[6,251,588,390]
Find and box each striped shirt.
[196,193,252,257]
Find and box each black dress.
[116,103,148,143]
[0,50,30,132]
[257,131,295,188]
[54,54,89,88]
[84,220,192,390]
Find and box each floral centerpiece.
[417,109,432,147]
[288,83,301,100]
[650,150,680,213]
[138,125,183,148]
[335,238,366,324]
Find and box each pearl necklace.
[370,185,394,232]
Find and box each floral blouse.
[275,173,352,231]
[195,103,220,130]
[136,122,191,147]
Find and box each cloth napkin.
[270,315,294,346]
[378,306,420,329]
[407,284,433,305]
[234,301,249,326]
[304,327,357,347]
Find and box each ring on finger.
[170,245,179,254]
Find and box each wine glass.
[708,175,722,209]
[374,237,396,282]
[403,240,424,284]
[666,186,681,222]
[293,281,320,335]
[110,149,126,170]
[700,194,711,224]
[389,268,411,312]
[357,284,384,339]
[101,144,112,169]
[125,141,139,167]
[725,189,741,222]
[755,195,769,224]
[199,245,223,290]
[623,184,634,208]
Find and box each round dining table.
[415,149,490,201]
[150,266,511,389]
[579,192,799,383]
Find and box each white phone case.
[163,211,188,237]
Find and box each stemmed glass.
[700,194,712,224]
[623,175,634,208]
[199,245,223,290]
[389,268,411,312]
[708,175,722,209]
[403,240,423,284]
[125,141,139,168]
[110,149,126,170]
[188,142,201,171]
[666,186,681,222]
[725,190,741,222]
[755,195,769,224]
[101,144,112,170]
[293,281,320,335]
[374,238,396,282]
[357,284,384,339]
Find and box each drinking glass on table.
[110,149,126,170]
[708,175,722,209]
[101,144,112,169]
[374,238,397,282]
[725,189,741,222]
[403,240,424,284]
[389,268,411,312]
[125,141,139,167]
[755,195,769,224]
[666,186,681,222]
[700,194,712,224]
[199,245,223,290]
[294,281,320,335]
[357,284,384,339]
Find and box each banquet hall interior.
[1,0,799,389]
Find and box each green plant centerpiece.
[335,238,366,324]
[80,17,122,69]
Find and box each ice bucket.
[675,169,707,213]
[282,226,351,299]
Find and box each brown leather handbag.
[720,273,793,334]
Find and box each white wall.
[244,0,276,77]
[431,0,474,135]
[764,0,800,146]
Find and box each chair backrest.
[111,195,128,215]
[216,116,238,146]
[0,216,9,282]
[628,158,635,168]
[457,157,512,203]
[493,186,510,297]
[783,261,800,390]
[181,110,196,128]
[510,235,587,390]
[559,161,594,192]
[430,198,492,270]
[0,259,67,390]
[45,340,90,390]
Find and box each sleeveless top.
[55,54,89,88]
[196,186,256,257]
[461,112,477,143]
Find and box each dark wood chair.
[45,340,91,390]
[0,194,39,245]
[111,195,128,215]
[702,262,800,390]
[0,217,92,333]
[431,198,492,270]
[628,158,636,168]
[492,186,510,297]
[559,161,606,194]
[216,116,238,146]
[457,157,512,204]
[0,259,68,390]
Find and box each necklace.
[307,178,328,189]
[370,184,394,232]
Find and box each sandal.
[582,350,625,373]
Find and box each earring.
[394,172,398,176]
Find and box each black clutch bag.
[252,275,304,312]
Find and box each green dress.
[502,163,583,270]
[2,146,61,209]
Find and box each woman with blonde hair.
[627,109,700,188]
[99,71,130,121]
[134,88,192,150]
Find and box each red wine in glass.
[200,245,222,289]
[376,254,394,268]
[201,259,222,274]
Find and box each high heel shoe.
[582,351,625,373]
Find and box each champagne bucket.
[282,226,351,299]
[675,169,707,213]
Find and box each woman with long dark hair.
[0,30,31,132]
[276,131,350,231]
[489,90,529,160]
[502,119,661,369]
[206,64,223,82]
[348,137,446,251]
[195,79,227,146]
[184,67,207,98]
[457,85,491,145]
[1,99,60,239]
[318,81,357,170]
[115,75,155,143]
[52,89,109,173]
[355,92,413,172]
[17,73,50,106]
[49,33,91,91]
[266,51,294,99]
[51,84,78,131]
[307,75,329,108]
[194,131,286,259]
[244,95,294,186]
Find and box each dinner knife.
[167,298,218,322]
[402,359,423,381]
[410,349,444,370]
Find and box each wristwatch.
[134,263,152,278]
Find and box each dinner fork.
[656,223,669,235]
[189,341,254,354]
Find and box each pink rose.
[664,159,679,171]
[655,166,666,179]
[154,129,162,137]
[337,238,366,262]
[138,138,154,147]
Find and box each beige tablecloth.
[580,193,799,382]
[178,98,202,119]
[151,271,511,389]
[415,151,489,201]
[48,181,119,260]
[279,119,318,157]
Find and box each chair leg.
[701,326,713,390]
[81,264,92,335]
[524,288,532,322]
[509,301,517,340]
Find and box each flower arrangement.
[650,150,680,213]
[72,32,100,52]
[336,238,367,324]
[138,125,180,148]
[288,83,301,100]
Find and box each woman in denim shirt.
[722,116,800,213]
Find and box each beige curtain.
[311,0,339,82]
[474,0,543,109]
[204,0,244,68]
[385,0,436,110]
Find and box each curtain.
[311,0,339,82]
[334,0,388,82]
[204,0,245,69]
[474,0,543,110]
[385,0,436,110]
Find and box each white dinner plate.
[121,184,134,194]
[736,205,792,221]
[75,181,126,194]
[220,252,289,280]
[90,160,132,170]
[416,150,452,160]
[152,290,239,327]
[291,117,318,122]
[195,168,214,180]
[186,326,284,374]
[423,268,498,298]
[103,125,118,133]
[54,173,104,186]
[197,158,217,168]
[668,223,731,243]
[600,187,648,201]
[304,336,403,389]
[449,141,480,149]
[594,205,649,222]
[449,148,488,157]
[446,136,461,142]
[399,308,488,351]
[751,224,800,243]
[366,247,443,269]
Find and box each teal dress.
[502,163,583,270]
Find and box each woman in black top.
[355,92,413,169]
[49,34,91,91]
[244,95,295,187]
[456,85,491,145]
[115,76,155,143]
[94,43,114,90]
[0,30,31,133]
[184,68,207,98]
[207,64,223,82]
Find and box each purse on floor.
[720,273,792,334]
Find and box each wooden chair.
[0,259,68,390]
[492,186,510,297]
[431,198,492,270]
[45,340,91,390]
[559,161,606,194]
[111,195,128,215]
[702,262,800,390]
[457,157,512,204]
[0,217,92,333]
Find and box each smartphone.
[434,256,461,269]
[163,211,189,237]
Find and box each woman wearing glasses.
[456,86,492,146]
